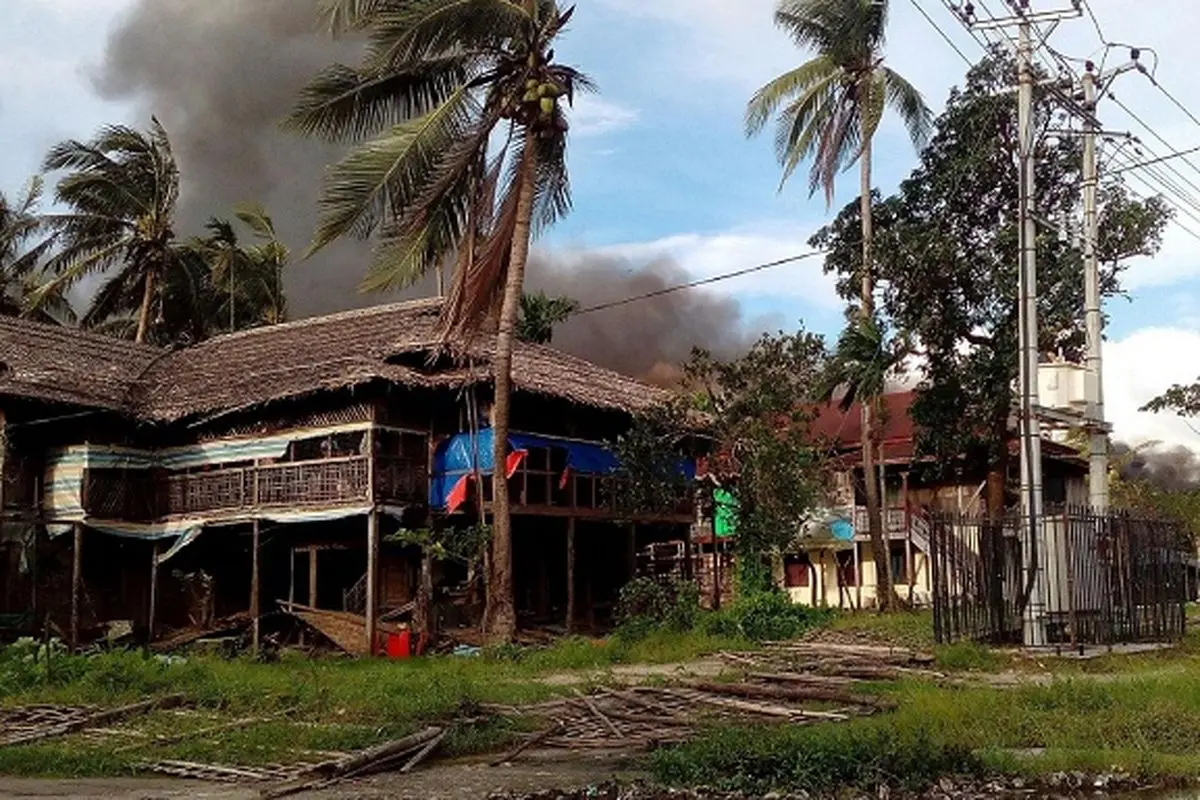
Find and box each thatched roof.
[1,299,669,423]
[0,316,160,412]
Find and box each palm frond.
[285,57,474,141]
[317,0,389,33]
[370,0,535,67]
[81,264,142,330]
[233,201,278,241]
[439,133,527,342]
[772,68,841,189]
[746,55,839,136]
[309,85,478,256]
[860,69,887,148]
[531,130,570,233]
[360,114,495,292]
[882,66,933,148]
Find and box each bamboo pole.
[148,541,160,643]
[566,517,576,634]
[251,520,261,657]
[70,523,82,652]
[366,510,379,656]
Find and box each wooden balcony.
[84,452,428,522]
[478,449,693,523]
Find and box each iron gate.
[929,507,1190,647]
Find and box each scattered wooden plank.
[114,710,293,754]
[1,695,186,747]
[572,689,624,740]
[399,729,445,774]
[689,681,894,710]
[490,721,565,767]
[261,726,442,799]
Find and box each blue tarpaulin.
[431,429,694,511]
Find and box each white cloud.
[585,224,841,309]
[1105,327,1200,449]
[568,96,639,137]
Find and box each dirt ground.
[0,751,642,800]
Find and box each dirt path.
[0,752,643,800]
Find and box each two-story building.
[784,391,1089,610]
[0,298,692,651]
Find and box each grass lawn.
[653,605,1200,794]
[5,603,1199,789]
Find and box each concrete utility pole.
[1015,18,1047,647]
[1080,63,1107,512]
[954,0,1084,646]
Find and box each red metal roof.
[812,391,1083,467]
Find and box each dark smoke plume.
[527,253,774,383]
[94,0,765,379]
[1112,442,1200,491]
[94,0,423,315]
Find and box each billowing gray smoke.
[94,0,764,380]
[1112,442,1200,491]
[526,253,770,384]
[94,0,422,315]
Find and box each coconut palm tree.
[41,119,182,343]
[290,0,589,641]
[817,314,910,605]
[517,291,578,344]
[0,178,72,323]
[187,202,289,334]
[746,0,931,611]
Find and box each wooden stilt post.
[251,520,261,657]
[853,539,862,609]
[308,548,318,608]
[288,548,296,605]
[70,523,82,653]
[148,542,160,644]
[566,518,576,633]
[366,510,379,656]
[713,537,722,611]
[627,523,637,584]
[365,420,379,657]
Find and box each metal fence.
[929,506,1190,648]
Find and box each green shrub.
[615,577,699,640]
[651,719,982,793]
[694,591,830,642]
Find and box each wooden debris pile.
[487,678,886,758]
[138,725,447,796]
[734,640,944,682]
[0,695,186,747]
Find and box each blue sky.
[4,0,1200,447]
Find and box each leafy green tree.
[41,119,183,343]
[746,0,931,609]
[617,331,830,595]
[811,54,1172,515]
[1143,383,1200,418]
[517,291,577,344]
[291,0,590,642]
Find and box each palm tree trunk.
[135,267,157,344]
[858,130,891,612]
[485,146,538,644]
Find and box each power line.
[907,0,973,66]
[1108,94,1200,196]
[1120,178,1200,246]
[1108,145,1200,176]
[573,251,828,316]
[1079,0,1106,46]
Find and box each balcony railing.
[85,453,426,521]
[478,464,693,521]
